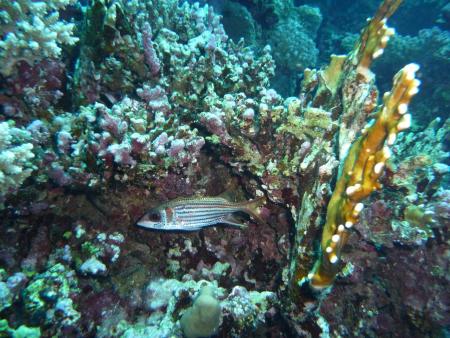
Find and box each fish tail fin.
[239,196,267,225]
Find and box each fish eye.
[149,212,161,222]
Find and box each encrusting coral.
[180,284,221,338]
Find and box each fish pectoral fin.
[221,215,247,229]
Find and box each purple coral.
[200,108,230,143]
[136,85,170,115]
[98,110,127,139]
[152,132,169,155]
[168,139,185,157]
[49,163,73,186]
[107,143,136,167]
[142,22,161,76]
[56,131,73,154]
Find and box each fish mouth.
[135,219,157,229]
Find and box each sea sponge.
[180,284,221,338]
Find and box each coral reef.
[0,121,35,205]
[216,0,324,95]
[376,26,450,124]
[40,97,205,189]
[265,4,322,93]
[0,0,448,337]
[308,61,420,289]
[121,278,275,337]
[297,0,450,124]
[0,319,40,338]
[23,263,80,332]
[0,0,79,76]
[180,284,221,338]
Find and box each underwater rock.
[79,256,107,276]
[23,264,80,328]
[0,319,40,338]
[221,286,277,337]
[180,285,221,338]
[0,281,12,312]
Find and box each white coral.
[0,0,79,76]
[79,257,107,276]
[0,121,35,197]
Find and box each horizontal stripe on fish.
[174,215,229,225]
[174,205,238,211]
[175,213,230,220]
[175,209,229,217]
[174,209,239,218]
[171,199,239,206]
[174,201,232,206]
[174,198,231,203]
[175,208,238,214]
[169,197,229,203]
[178,217,226,227]
[174,209,230,218]
[174,204,238,210]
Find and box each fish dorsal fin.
[217,189,240,203]
[192,191,205,198]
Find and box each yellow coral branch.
[309,63,421,289]
[353,0,402,72]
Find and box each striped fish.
[136,196,265,231]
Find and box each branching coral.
[351,0,401,72]
[308,63,420,289]
[42,95,205,188]
[287,0,422,292]
[73,0,274,105]
[0,121,35,201]
[0,0,79,76]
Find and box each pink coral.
[142,22,161,76]
[136,85,170,114]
